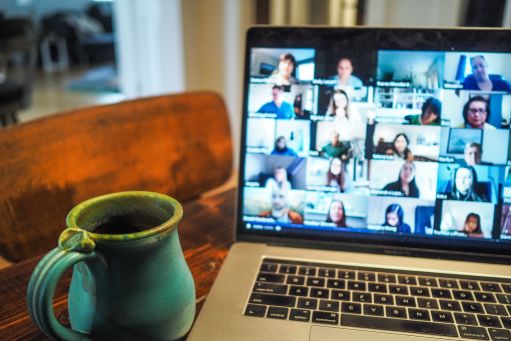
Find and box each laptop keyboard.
[244,258,511,340]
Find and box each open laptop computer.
[188,27,511,341]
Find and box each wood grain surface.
[0,188,236,340]
[0,92,232,262]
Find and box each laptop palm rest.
[310,326,449,341]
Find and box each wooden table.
[0,188,236,340]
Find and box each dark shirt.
[270,147,297,157]
[463,76,511,92]
[383,181,420,198]
[321,142,350,159]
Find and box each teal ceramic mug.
[27,191,195,340]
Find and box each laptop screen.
[238,27,511,257]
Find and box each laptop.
[188,27,511,341]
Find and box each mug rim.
[66,191,183,242]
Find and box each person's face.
[331,132,340,144]
[394,135,408,154]
[465,216,479,232]
[329,201,344,223]
[337,59,353,79]
[386,211,399,227]
[278,59,294,77]
[455,168,474,195]
[330,158,342,175]
[400,162,415,183]
[276,138,286,150]
[422,106,438,124]
[464,146,481,166]
[275,168,287,183]
[271,191,287,211]
[466,101,488,128]
[471,57,488,81]
[333,93,348,111]
[272,88,283,102]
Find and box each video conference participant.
[382,204,411,234]
[326,157,350,192]
[325,89,365,141]
[382,161,420,198]
[458,213,483,238]
[463,142,482,166]
[265,166,292,191]
[257,85,294,119]
[268,53,297,86]
[330,58,363,88]
[319,131,350,160]
[375,133,413,160]
[258,189,303,224]
[405,97,442,126]
[457,96,495,129]
[463,55,511,92]
[271,136,298,156]
[326,200,347,227]
[447,166,488,202]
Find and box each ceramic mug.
[27,191,195,340]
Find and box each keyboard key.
[460,280,480,291]
[312,311,339,325]
[260,263,277,273]
[249,293,296,307]
[478,314,502,328]
[352,292,372,303]
[488,328,511,341]
[481,282,502,293]
[341,302,362,314]
[385,306,407,318]
[289,285,308,296]
[439,279,458,289]
[364,304,384,316]
[417,298,439,310]
[396,296,416,307]
[431,310,454,323]
[278,265,297,275]
[331,290,350,301]
[358,272,376,281]
[267,306,288,319]
[307,277,325,287]
[299,266,316,276]
[455,312,478,326]
[256,273,285,283]
[378,273,396,283]
[484,303,508,316]
[297,297,317,310]
[245,304,267,317]
[410,287,430,297]
[374,294,394,305]
[475,292,496,303]
[453,290,474,301]
[458,325,489,340]
[319,300,340,312]
[326,279,345,289]
[286,275,305,285]
[439,299,462,311]
[398,275,417,285]
[501,317,511,329]
[496,294,511,305]
[502,284,511,293]
[310,287,329,298]
[389,285,408,295]
[348,281,367,291]
[338,270,355,280]
[289,309,311,322]
[408,308,430,321]
[341,314,458,337]
[431,288,452,299]
[368,283,388,293]
[463,302,485,313]
[253,282,288,294]
[318,268,336,278]
[418,277,438,287]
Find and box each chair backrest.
[0,92,232,262]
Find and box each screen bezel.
[236,26,511,263]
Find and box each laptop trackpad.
[310,326,451,341]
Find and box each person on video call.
[257,85,294,119]
[447,165,487,202]
[457,96,495,129]
[258,189,303,224]
[265,166,292,192]
[463,55,511,92]
[326,157,350,192]
[463,142,483,166]
[382,161,420,198]
[458,212,483,238]
[406,97,442,125]
[380,133,413,160]
[326,200,347,227]
[331,58,363,88]
[382,204,411,234]
[268,53,297,86]
[271,136,298,156]
[320,131,350,160]
[326,89,365,141]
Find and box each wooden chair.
[0,92,232,263]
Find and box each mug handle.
[27,228,104,341]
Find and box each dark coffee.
[93,215,156,235]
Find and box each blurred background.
[0,0,509,163]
